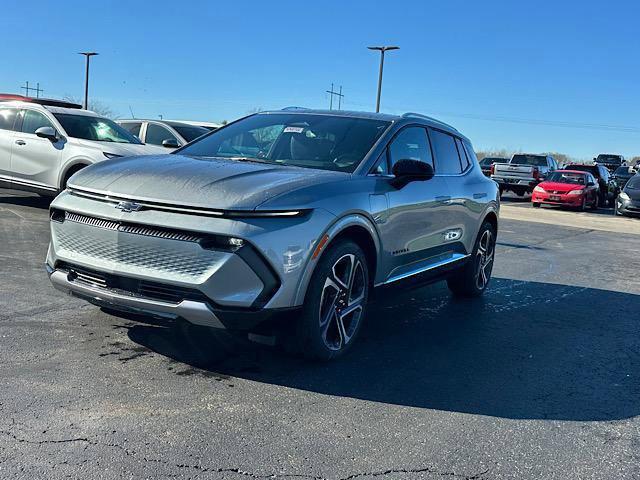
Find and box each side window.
[21,110,54,134]
[371,150,389,175]
[429,128,462,174]
[0,107,18,131]
[121,122,142,137]
[388,127,433,169]
[462,140,479,167]
[145,124,177,145]
[455,137,470,171]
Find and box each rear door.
[377,126,454,282]
[10,108,62,190]
[0,106,19,178]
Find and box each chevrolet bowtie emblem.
[115,201,142,213]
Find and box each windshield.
[546,171,586,184]
[511,155,548,166]
[614,166,633,175]
[626,176,640,189]
[54,114,141,144]
[172,124,209,143]
[178,113,391,173]
[480,157,505,166]
[596,154,622,164]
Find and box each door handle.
[15,139,26,146]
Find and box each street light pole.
[367,46,399,113]
[78,52,98,110]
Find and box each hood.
[540,182,584,193]
[68,154,347,210]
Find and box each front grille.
[63,211,203,243]
[61,263,209,305]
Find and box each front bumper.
[46,190,335,328]
[616,198,640,216]
[532,191,583,206]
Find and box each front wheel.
[447,221,496,297]
[294,240,369,361]
[532,202,541,208]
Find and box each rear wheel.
[294,240,369,361]
[447,221,496,297]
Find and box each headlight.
[567,189,584,195]
[619,191,631,202]
[533,185,545,193]
[103,152,123,159]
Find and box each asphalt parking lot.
[0,188,639,479]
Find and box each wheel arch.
[58,160,91,190]
[293,213,381,306]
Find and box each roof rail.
[402,112,458,131]
[0,94,82,109]
[281,106,310,111]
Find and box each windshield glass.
[172,124,209,143]
[546,171,586,184]
[54,114,141,144]
[596,154,622,164]
[626,176,640,189]
[614,166,633,175]
[178,113,391,173]
[511,155,548,166]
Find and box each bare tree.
[63,95,117,118]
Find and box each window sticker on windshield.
[284,126,304,133]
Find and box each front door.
[0,106,19,178]
[10,109,62,191]
[375,126,454,282]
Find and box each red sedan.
[531,170,599,210]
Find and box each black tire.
[590,195,598,210]
[515,189,525,197]
[447,221,496,298]
[294,240,369,361]
[60,165,87,193]
[532,202,541,208]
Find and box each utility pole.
[20,81,43,98]
[78,52,99,109]
[367,46,399,113]
[326,83,345,110]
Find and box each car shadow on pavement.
[124,278,640,422]
[0,191,51,209]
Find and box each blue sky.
[2,0,639,159]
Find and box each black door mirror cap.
[35,126,58,141]
[162,138,180,148]
[390,159,434,188]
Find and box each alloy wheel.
[475,230,495,290]
[318,254,366,351]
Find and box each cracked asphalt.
[0,188,639,479]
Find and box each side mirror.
[161,138,180,149]
[35,126,58,141]
[587,181,595,187]
[390,159,434,188]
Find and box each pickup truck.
[491,154,558,196]
[594,154,625,172]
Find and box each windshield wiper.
[227,156,270,164]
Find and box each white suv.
[0,100,166,196]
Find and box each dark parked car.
[479,157,508,177]
[611,165,637,190]
[615,174,640,217]
[594,153,625,172]
[565,164,616,206]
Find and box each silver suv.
[46,109,499,360]
[0,100,165,195]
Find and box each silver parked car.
[46,109,499,360]
[117,119,210,149]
